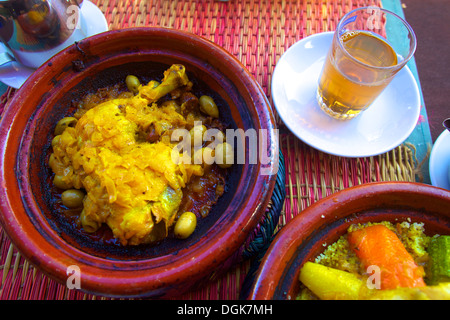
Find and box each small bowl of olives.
[0,28,278,298]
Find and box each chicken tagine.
[49,64,234,246]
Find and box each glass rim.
[335,6,417,71]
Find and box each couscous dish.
[298,220,450,300]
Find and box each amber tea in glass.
[317,7,416,120]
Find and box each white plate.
[0,1,108,89]
[272,32,421,158]
[429,130,450,190]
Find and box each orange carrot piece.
[348,224,425,290]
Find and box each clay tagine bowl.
[248,182,450,300]
[0,27,278,298]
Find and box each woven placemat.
[0,0,421,300]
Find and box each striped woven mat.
[0,0,421,300]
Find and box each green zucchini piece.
[426,235,450,285]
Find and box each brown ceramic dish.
[0,28,278,298]
[248,182,450,300]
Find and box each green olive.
[80,210,100,233]
[213,130,225,144]
[174,211,197,239]
[61,189,85,208]
[202,146,215,166]
[51,135,61,148]
[54,117,77,135]
[147,80,160,89]
[199,95,219,118]
[215,142,234,168]
[192,146,215,165]
[48,153,57,170]
[53,174,73,190]
[189,124,207,147]
[126,75,141,94]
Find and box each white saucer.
[0,1,108,89]
[272,32,421,158]
[429,130,450,190]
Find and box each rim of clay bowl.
[248,181,450,300]
[0,27,278,298]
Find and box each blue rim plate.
[429,129,450,190]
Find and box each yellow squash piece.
[299,261,450,300]
[368,282,450,300]
[299,261,367,300]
